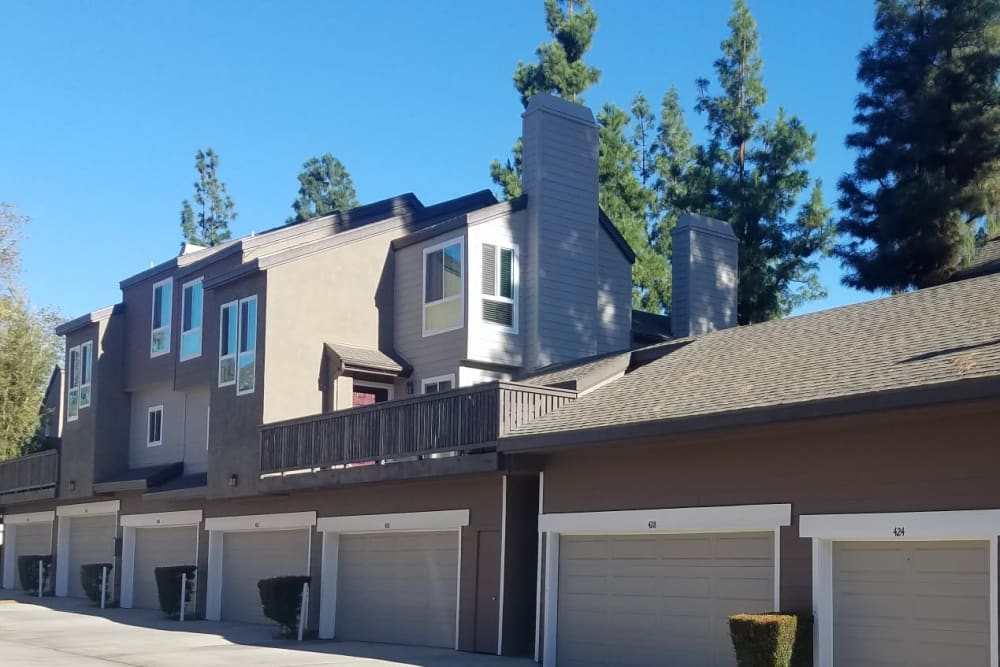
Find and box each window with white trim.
[180,278,203,360]
[66,341,93,422]
[423,238,464,335]
[422,374,455,394]
[151,278,172,357]
[218,300,237,386]
[147,405,163,447]
[237,295,257,395]
[481,243,517,329]
[79,341,92,408]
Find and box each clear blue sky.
[1,0,877,320]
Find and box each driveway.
[0,595,535,666]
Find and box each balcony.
[0,449,59,504]
[259,381,575,489]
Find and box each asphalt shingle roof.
[955,237,1000,280]
[509,273,1000,438]
[325,342,408,374]
[518,350,632,389]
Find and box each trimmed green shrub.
[729,613,798,667]
[80,563,114,605]
[16,555,52,594]
[154,565,197,618]
[257,576,310,637]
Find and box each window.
[237,295,257,395]
[151,278,172,357]
[481,243,517,329]
[180,278,203,360]
[422,374,455,394]
[66,341,93,422]
[218,300,237,386]
[423,238,464,335]
[147,406,163,447]
[79,341,92,408]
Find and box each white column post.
[205,531,223,621]
[120,526,136,609]
[55,518,70,597]
[542,532,559,667]
[1,525,15,589]
[298,581,309,641]
[318,532,339,639]
[100,566,107,609]
[37,560,43,599]
[180,572,187,622]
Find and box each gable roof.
[324,342,411,377]
[503,273,1000,448]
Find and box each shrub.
[729,613,798,667]
[80,563,114,604]
[16,555,52,594]
[154,565,197,618]
[787,612,813,667]
[257,576,310,637]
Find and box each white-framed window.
[147,405,163,447]
[218,300,237,387]
[150,278,172,357]
[180,277,204,361]
[481,242,517,330]
[79,341,93,408]
[422,374,455,394]
[236,295,257,395]
[66,341,93,422]
[422,237,464,336]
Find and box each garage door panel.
[132,526,198,610]
[14,523,53,590]
[67,516,116,599]
[221,529,310,625]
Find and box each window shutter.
[482,244,496,296]
[482,300,513,326]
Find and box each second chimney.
[671,213,738,337]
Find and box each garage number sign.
[892,526,905,537]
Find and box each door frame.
[316,509,470,648]
[55,500,121,597]
[1,511,55,589]
[119,510,203,609]
[537,503,791,667]
[801,509,1000,667]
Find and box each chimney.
[671,213,738,337]
[521,94,601,369]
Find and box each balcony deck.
[0,449,59,504]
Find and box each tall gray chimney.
[522,94,600,369]
[671,213,738,337]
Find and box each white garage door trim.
[55,501,120,597]
[2,511,55,589]
[539,503,791,667]
[120,510,203,609]
[204,511,316,621]
[316,509,470,646]
[801,510,1000,667]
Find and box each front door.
[474,529,501,653]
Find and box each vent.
[483,299,513,326]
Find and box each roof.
[954,236,1000,280]
[55,303,122,336]
[631,309,673,344]
[504,272,1000,445]
[518,349,633,391]
[325,342,411,376]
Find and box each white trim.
[218,300,237,387]
[205,511,316,533]
[120,510,203,529]
[455,527,463,651]
[146,405,164,447]
[542,531,559,667]
[773,527,781,611]
[802,509,1000,667]
[236,294,258,396]
[422,236,465,337]
[56,500,120,517]
[5,511,55,525]
[480,241,519,333]
[179,277,204,361]
[534,472,544,663]
[205,530,223,620]
[538,503,791,535]
[66,344,81,422]
[55,518,69,596]
[120,526,136,608]
[318,532,340,639]
[497,475,508,655]
[422,374,457,395]
[316,509,469,533]
[150,277,172,358]
[78,341,93,409]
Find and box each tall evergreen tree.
[837,0,1000,291]
[287,153,359,224]
[180,148,236,247]
[663,0,834,323]
[490,0,601,199]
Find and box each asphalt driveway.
[0,595,535,666]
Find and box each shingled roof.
[954,236,1000,280]
[503,272,1000,446]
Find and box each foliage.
[180,148,236,247]
[0,203,25,292]
[729,614,798,667]
[154,565,197,618]
[287,153,359,224]
[80,563,114,604]
[16,555,52,595]
[257,575,310,637]
[837,0,1000,291]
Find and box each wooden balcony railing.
[260,382,576,475]
[0,449,59,499]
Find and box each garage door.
[221,529,310,624]
[557,532,775,667]
[67,515,116,599]
[132,526,198,611]
[14,523,52,590]
[833,541,990,667]
[336,531,459,648]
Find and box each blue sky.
[1,0,877,320]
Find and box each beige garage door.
[132,526,198,610]
[557,532,775,667]
[833,541,990,667]
[221,529,310,624]
[336,531,459,648]
[14,523,52,589]
[67,515,117,599]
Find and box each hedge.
[80,563,114,605]
[729,614,798,667]
[257,576,310,637]
[16,555,52,594]
[154,565,197,618]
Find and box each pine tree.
[837,0,1000,291]
[663,0,834,323]
[180,148,236,247]
[287,153,359,224]
[490,0,601,199]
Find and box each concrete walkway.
[0,595,535,666]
